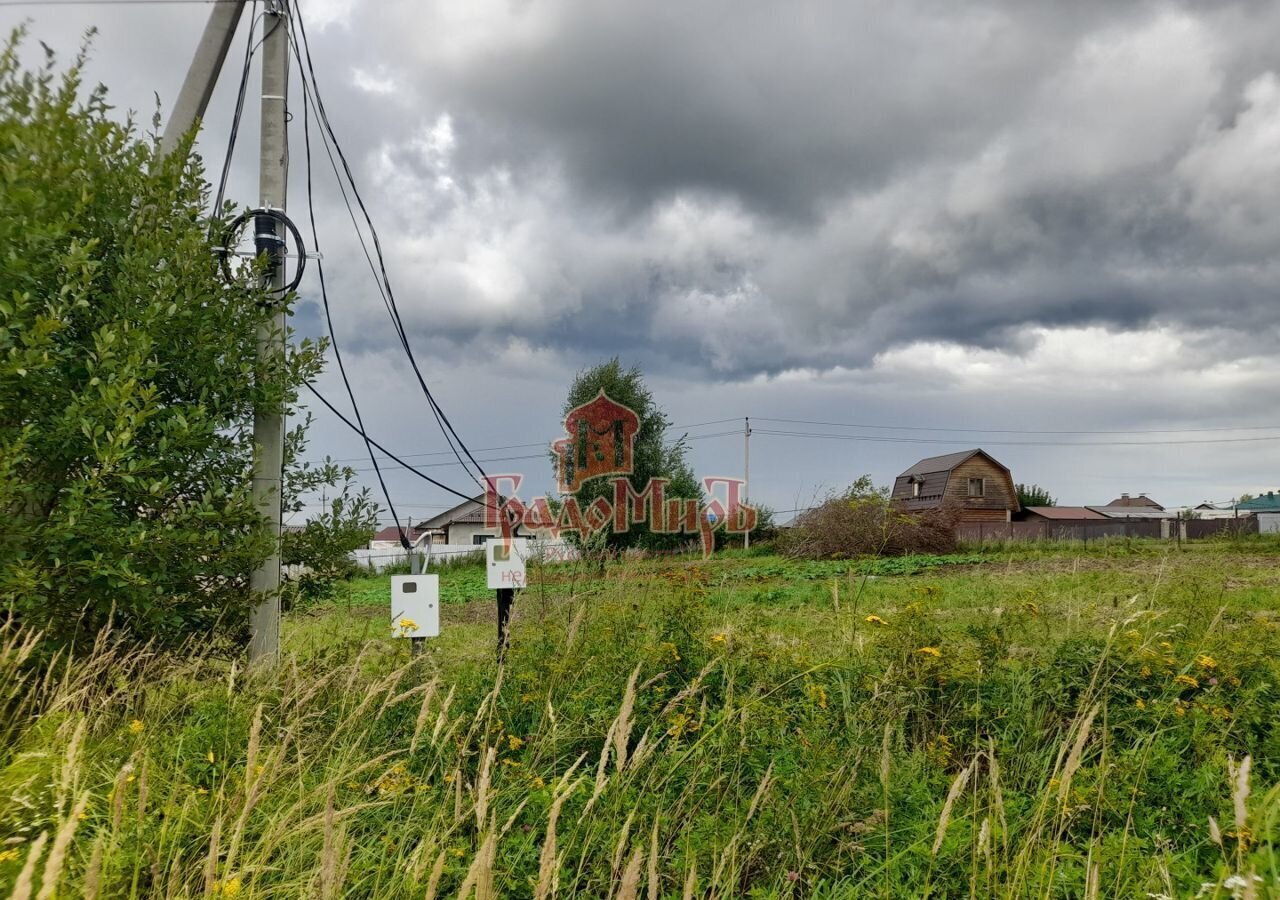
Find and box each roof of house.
[898,449,999,477]
[1088,506,1175,519]
[1236,492,1280,511]
[418,495,494,530]
[371,524,435,543]
[1104,493,1164,510]
[1023,506,1108,520]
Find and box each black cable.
[751,428,1280,448]
[289,1,492,492]
[211,3,258,218]
[753,416,1280,436]
[297,24,412,553]
[0,0,237,5]
[303,383,502,510]
[284,19,483,493]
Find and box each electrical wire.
[304,383,500,507]
[0,0,237,5]
[288,1,492,493]
[752,416,1280,436]
[210,2,258,218]
[295,12,412,553]
[750,428,1280,448]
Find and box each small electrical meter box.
[486,539,529,589]
[390,575,440,638]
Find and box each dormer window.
[911,480,921,498]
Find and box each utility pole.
[161,0,288,663]
[247,0,291,664]
[743,416,751,550]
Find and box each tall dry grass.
[0,551,1276,897]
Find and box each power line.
[753,416,1280,436]
[288,2,492,493]
[296,24,412,552]
[0,0,236,5]
[321,420,741,464]
[751,428,1280,448]
[304,383,498,508]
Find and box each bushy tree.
[1016,483,1055,508]
[780,476,957,558]
[557,359,702,550]
[0,35,325,647]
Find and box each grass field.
[3,539,1279,897]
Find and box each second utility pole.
[247,0,290,665]
[743,416,751,550]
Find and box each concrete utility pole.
[743,416,751,549]
[247,0,291,664]
[159,1,247,157]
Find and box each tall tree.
[0,35,332,647]
[556,359,701,549]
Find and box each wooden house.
[890,449,1019,524]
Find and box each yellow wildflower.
[1159,641,1173,652]
[916,647,942,658]
[207,750,216,764]
[128,719,144,734]
[531,776,546,789]
[507,734,524,751]
[451,847,466,858]
[1173,674,1199,689]
[1140,665,1152,678]
[398,617,418,632]
[1124,629,1141,641]
[1134,698,1146,710]
[864,615,889,626]
[710,633,727,644]
[1194,654,1218,670]
[0,848,20,864]
[195,786,209,796]
[220,877,242,897]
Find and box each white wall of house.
[1258,513,1280,534]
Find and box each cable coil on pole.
[216,206,308,295]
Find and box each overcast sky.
[7,0,1280,521]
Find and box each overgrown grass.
[1,544,1278,897]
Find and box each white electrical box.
[390,575,440,638]
[486,539,529,589]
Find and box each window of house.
[968,477,985,497]
[911,481,921,498]
[472,534,492,546]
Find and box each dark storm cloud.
[260,0,1277,377]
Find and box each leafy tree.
[556,359,702,550]
[0,35,327,648]
[1016,483,1056,508]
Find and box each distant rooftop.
[1023,506,1107,520]
[1103,493,1164,510]
[1237,492,1280,512]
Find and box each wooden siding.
[944,457,1017,512]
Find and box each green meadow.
[3,539,1279,897]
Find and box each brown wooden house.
[891,449,1019,524]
